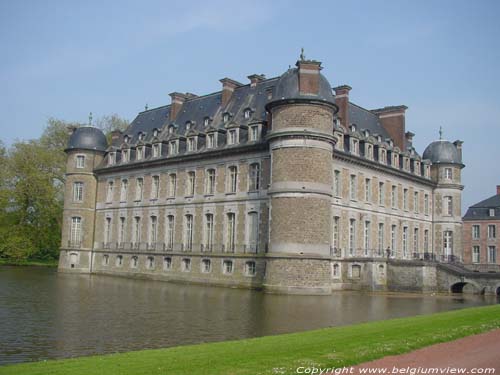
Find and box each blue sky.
[1,0,499,210]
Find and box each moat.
[1,266,498,365]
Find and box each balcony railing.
[67,240,82,248]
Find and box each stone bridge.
[436,262,500,295]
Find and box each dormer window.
[136,146,144,161]
[122,149,129,163]
[152,143,161,158]
[405,158,410,171]
[223,113,230,123]
[350,124,356,132]
[206,133,216,149]
[168,125,175,135]
[138,132,144,141]
[351,139,359,155]
[244,108,251,119]
[108,152,116,166]
[424,165,430,178]
[203,117,210,127]
[490,209,495,217]
[169,141,178,155]
[227,129,238,145]
[185,121,192,131]
[124,136,129,143]
[380,149,387,164]
[414,161,421,175]
[366,144,373,160]
[187,137,197,152]
[249,125,259,142]
[153,129,158,137]
[392,153,399,168]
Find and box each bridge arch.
[450,281,481,294]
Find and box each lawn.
[1,304,499,375]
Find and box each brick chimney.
[453,140,463,162]
[296,59,322,96]
[169,92,188,121]
[333,85,352,130]
[220,78,242,107]
[372,106,408,151]
[247,74,265,87]
[497,185,500,195]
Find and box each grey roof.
[67,126,108,152]
[422,140,461,164]
[272,68,335,103]
[349,102,390,139]
[463,194,500,220]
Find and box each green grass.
[2,305,499,375]
[0,259,58,267]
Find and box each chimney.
[110,129,122,143]
[333,85,352,130]
[453,140,463,162]
[185,92,198,99]
[169,92,188,121]
[372,106,408,151]
[296,58,322,96]
[219,78,242,107]
[247,74,265,87]
[405,131,415,148]
[497,185,500,195]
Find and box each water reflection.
[0,266,497,365]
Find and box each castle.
[58,56,476,295]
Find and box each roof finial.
[300,47,306,61]
[88,112,93,126]
[145,103,148,111]
[439,126,443,140]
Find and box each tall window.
[76,155,85,168]
[414,192,419,213]
[333,217,340,251]
[488,225,496,239]
[246,261,256,276]
[186,171,196,196]
[391,225,396,254]
[152,143,160,158]
[228,166,238,193]
[364,221,370,255]
[443,230,453,256]
[444,196,453,216]
[73,182,83,202]
[204,214,214,251]
[166,215,175,250]
[169,141,178,155]
[378,223,384,253]
[133,217,141,244]
[187,137,196,152]
[206,169,216,195]
[334,171,341,197]
[223,260,234,274]
[119,217,126,244]
[135,178,144,201]
[120,179,128,202]
[349,219,356,256]
[206,133,216,149]
[249,125,258,141]
[472,225,480,239]
[249,163,260,191]
[226,213,236,252]
[444,167,453,180]
[151,175,160,199]
[122,149,129,162]
[391,186,397,208]
[150,216,158,244]
[104,217,112,244]
[168,173,177,197]
[350,175,357,200]
[365,178,371,202]
[227,129,237,145]
[413,228,419,253]
[248,212,259,252]
[106,181,114,202]
[136,146,144,161]
[424,194,429,215]
[424,229,429,252]
[402,227,408,258]
[70,217,82,245]
[403,188,408,210]
[185,215,193,251]
[488,246,496,263]
[379,182,385,206]
[472,246,480,263]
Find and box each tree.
[94,114,129,142]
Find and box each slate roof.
[422,140,461,164]
[67,126,108,152]
[463,194,500,220]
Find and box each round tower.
[423,134,464,262]
[263,57,338,294]
[59,126,107,272]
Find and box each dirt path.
[337,329,500,374]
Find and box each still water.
[0,266,497,365]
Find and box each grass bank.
[1,304,499,375]
[0,258,58,267]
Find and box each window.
[73,182,83,202]
[207,133,216,149]
[204,214,214,251]
[403,188,408,210]
[332,263,340,278]
[168,173,177,197]
[444,168,453,180]
[350,175,357,200]
[351,264,361,278]
[153,129,158,137]
[147,256,155,270]
[151,176,160,199]
[150,216,158,244]
[249,125,259,141]
[424,194,429,215]
[351,139,359,155]
[133,216,141,244]
[249,163,260,191]
[489,209,495,217]
[488,246,496,263]
[443,231,453,256]
[402,227,408,258]
[120,179,128,202]
[223,260,233,274]
[186,171,195,196]
[76,155,85,168]
[391,225,396,254]
[244,108,251,119]
[334,170,341,197]
[118,217,126,244]
[106,181,114,203]
[488,225,496,239]
[122,149,129,162]
[380,149,387,164]
[166,215,175,250]
[135,178,144,201]
[333,217,340,251]
[203,117,210,127]
[248,212,259,252]
[163,257,172,271]
[472,246,480,263]
[104,217,112,244]
[414,192,419,213]
[226,213,236,252]
[223,113,230,123]
[202,259,211,273]
[378,223,384,253]
[131,256,138,268]
[246,261,256,276]
[379,182,385,206]
[169,141,178,155]
[364,221,370,255]
[414,161,420,176]
[404,158,410,171]
[185,215,194,251]
[366,144,373,160]
[349,219,356,256]
[414,228,419,253]
[108,152,115,165]
[136,146,144,161]
[152,143,160,158]
[116,255,123,267]
[103,254,109,266]
[227,129,237,145]
[391,186,397,208]
[70,217,82,245]
[182,258,191,272]
[168,125,175,135]
[228,166,238,193]
[472,225,480,239]
[187,137,196,152]
[206,169,216,195]
[185,121,192,131]
[444,196,453,216]
[365,178,371,202]
[424,229,429,252]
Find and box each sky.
[1,0,499,210]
